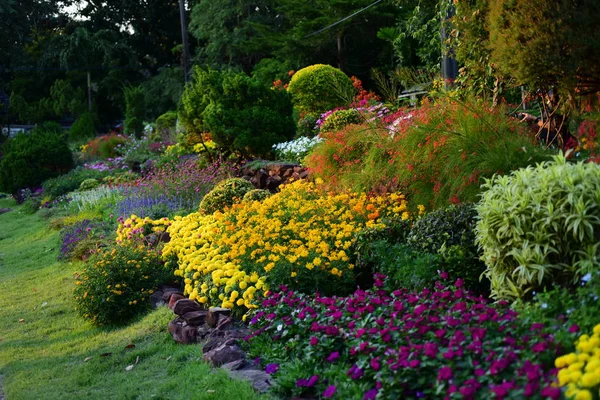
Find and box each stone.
[0,208,12,215]
[173,299,203,315]
[227,369,273,393]
[202,343,245,367]
[150,291,165,308]
[181,310,208,326]
[168,294,186,310]
[168,317,197,344]
[162,288,183,302]
[265,175,282,192]
[299,170,309,179]
[207,307,232,327]
[220,359,245,371]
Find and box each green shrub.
[179,67,223,136]
[476,154,600,301]
[42,167,111,199]
[242,189,271,203]
[320,109,363,133]
[0,123,73,194]
[287,64,355,116]
[69,112,96,141]
[202,71,296,157]
[124,85,145,138]
[154,110,177,140]
[199,178,254,215]
[79,178,99,191]
[73,245,172,325]
[296,114,319,138]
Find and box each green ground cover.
[0,198,264,400]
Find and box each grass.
[0,198,266,400]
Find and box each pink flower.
[437,366,452,381]
[309,336,318,345]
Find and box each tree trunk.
[336,29,345,71]
[87,71,92,112]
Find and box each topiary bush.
[124,85,145,138]
[154,110,177,140]
[319,109,363,133]
[476,153,600,301]
[242,189,271,203]
[199,177,254,215]
[69,112,96,141]
[287,64,355,116]
[0,123,73,194]
[73,245,172,326]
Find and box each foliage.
[319,109,363,133]
[79,178,100,192]
[287,65,355,116]
[69,111,96,141]
[296,114,319,138]
[140,66,184,120]
[198,177,255,215]
[58,219,112,261]
[179,67,222,136]
[486,0,600,100]
[81,133,128,160]
[0,123,73,194]
[163,180,410,316]
[251,58,295,87]
[42,167,112,200]
[68,185,124,213]
[202,70,296,157]
[154,110,177,140]
[476,154,600,301]
[245,274,562,400]
[555,323,600,399]
[124,85,145,138]
[242,189,271,203]
[73,245,171,326]
[117,134,159,170]
[272,136,323,164]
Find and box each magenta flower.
[437,366,452,381]
[323,385,337,398]
[327,351,340,362]
[371,357,382,370]
[363,388,378,400]
[309,336,318,345]
[265,363,278,374]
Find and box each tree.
[487,0,600,105]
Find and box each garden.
[1,0,600,399]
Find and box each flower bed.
[162,180,410,315]
[245,274,564,399]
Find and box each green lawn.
[0,198,265,400]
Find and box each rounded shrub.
[73,245,172,326]
[320,109,363,133]
[242,189,271,203]
[296,114,319,138]
[0,123,73,194]
[287,64,355,116]
[69,112,96,141]
[199,178,254,215]
[79,178,100,191]
[476,154,600,301]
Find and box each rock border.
[161,290,272,393]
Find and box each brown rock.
[181,310,208,326]
[150,291,165,308]
[299,170,309,179]
[168,317,198,344]
[221,359,245,371]
[173,299,202,315]
[227,369,273,393]
[207,307,232,327]
[167,294,186,309]
[202,343,245,367]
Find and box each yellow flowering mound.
[555,323,600,400]
[162,179,410,314]
[116,215,172,248]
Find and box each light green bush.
[199,178,254,214]
[242,189,271,203]
[320,109,363,133]
[476,154,600,301]
[79,178,100,191]
[287,64,355,116]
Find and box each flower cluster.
[116,214,171,249]
[272,136,324,164]
[162,180,410,315]
[245,274,562,399]
[556,323,600,399]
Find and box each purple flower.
[265,363,278,374]
[327,351,340,363]
[309,336,318,345]
[323,385,337,398]
[371,357,382,370]
[569,324,580,333]
[437,366,452,381]
[347,364,364,380]
[363,388,378,400]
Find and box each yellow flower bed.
[162,179,410,315]
[555,323,600,400]
[116,215,172,247]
